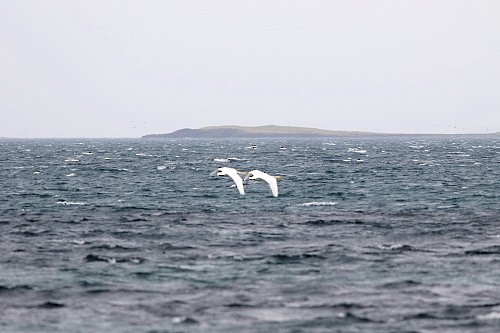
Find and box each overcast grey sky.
[1,1,499,138]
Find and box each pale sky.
[1,0,499,138]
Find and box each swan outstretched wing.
[211,167,245,195]
[265,175,278,197]
[225,169,245,195]
[244,170,279,197]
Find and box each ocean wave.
[0,284,33,294]
[300,201,337,206]
[57,201,87,205]
[85,254,146,264]
[375,243,413,251]
[89,244,141,251]
[477,312,500,320]
[302,219,344,225]
[171,316,198,324]
[348,148,367,154]
[334,311,382,323]
[267,253,326,264]
[465,245,500,255]
[380,279,421,288]
[29,301,65,309]
[213,157,247,163]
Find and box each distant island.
[142,125,383,138]
[142,125,500,139]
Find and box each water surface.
[1,137,499,332]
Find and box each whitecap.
[300,201,337,207]
[172,316,196,324]
[66,173,76,177]
[348,148,367,154]
[213,158,229,163]
[64,158,80,163]
[157,165,167,170]
[477,312,500,320]
[57,201,86,206]
[376,243,405,250]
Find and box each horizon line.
[2,132,499,140]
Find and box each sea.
[0,136,499,333]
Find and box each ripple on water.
[0,137,499,332]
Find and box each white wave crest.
[300,201,337,207]
[348,148,367,154]
[57,201,86,206]
[477,312,500,320]
[376,243,405,250]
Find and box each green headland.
[142,125,380,138]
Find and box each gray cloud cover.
[1,0,499,138]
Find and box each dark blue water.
[1,137,499,332]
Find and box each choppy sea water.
[0,136,499,333]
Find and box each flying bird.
[244,169,279,197]
[210,167,245,195]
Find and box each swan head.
[210,167,225,176]
[243,170,255,182]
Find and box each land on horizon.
[142,125,500,139]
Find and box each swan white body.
[244,169,279,197]
[210,167,245,195]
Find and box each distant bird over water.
[244,169,279,197]
[210,167,245,195]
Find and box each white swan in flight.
[210,167,245,195]
[244,169,279,197]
